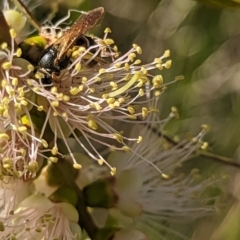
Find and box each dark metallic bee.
[37,7,105,85]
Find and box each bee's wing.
[54,7,104,63]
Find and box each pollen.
[110,167,116,176]
[122,146,131,152]
[41,139,48,148]
[163,49,170,58]
[104,38,114,45]
[49,157,58,163]
[104,27,111,33]
[10,28,17,38]
[99,68,106,74]
[165,60,172,69]
[73,163,82,169]
[114,133,123,143]
[1,61,12,70]
[137,136,143,143]
[51,146,58,155]
[0,133,10,141]
[98,159,104,165]
[1,42,8,51]
[142,107,148,117]
[16,48,22,57]
[51,100,59,107]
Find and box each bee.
[37,7,105,85]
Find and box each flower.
[78,123,217,238]
[0,3,175,176]
[0,4,217,240]
[0,193,81,240]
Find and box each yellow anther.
[114,63,121,68]
[63,95,70,102]
[19,100,28,107]
[139,88,144,96]
[142,107,148,118]
[99,68,106,74]
[102,94,108,99]
[16,48,22,57]
[20,148,26,156]
[98,159,104,165]
[26,161,39,173]
[109,104,114,109]
[28,64,34,71]
[9,29,17,38]
[136,46,142,54]
[110,167,116,176]
[0,133,10,141]
[78,46,86,53]
[62,112,68,121]
[201,124,211,132]
[118,97,124,103]
[107,97,115,104]
[152,75,163,88]
[128,53,136,62]
[51,101,59,107]
[18,126,27,132]
[73,163,82,169]
[89,88,95,93]
[95,103,102,111]
[1,61,12,70]
[75,63,81,72]
[48,157,58,163]
[51,146,58,155]
[161,173,170,179]
[175,75,184,81]
[127,114,137,120]
[88,119,98,130]
[127,106,135,114]
[113,45,118,52]
[82,77,87,84]
[1,79,7,88]
[104,38,114,45]
[104,27,112,33]
[163,50,170,58]
[122,146,131,152]
[37,106,44,111]
[110,81,118,90]
[124,73,131,80]
[114,133,123,143]
[1,42,8,50]
[78,85,84,91]
[41,139,48,148]
[51,87,57,94]
[165,60,172,69]
[70,87,80,95]
[125,63,130,71]
[201,142,209,150]
[71,50,80,58]
[134,59,141,65]
[154,58,162,64]
[156,63,163,70]
[137,136,143,143]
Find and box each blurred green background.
[32,0,240,239]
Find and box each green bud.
[49,186,78,206]
[83,177,118,208]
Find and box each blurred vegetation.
[28,0,240,239]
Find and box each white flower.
[0,193,81,239]
[78,123,216,238]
